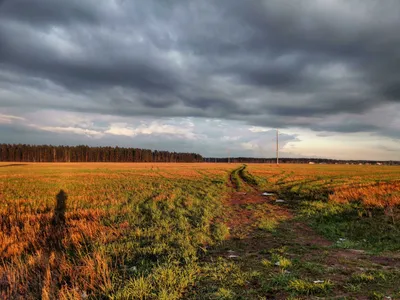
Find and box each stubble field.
[0,162,399,299]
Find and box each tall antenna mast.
[276,129,279,165]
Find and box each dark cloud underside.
[0,0,399,140]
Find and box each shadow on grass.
[0,190,71,298]
[0,164,27,168]
[44,189,68,251]
[0,190,70,258]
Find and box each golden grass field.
[1,162,399,299]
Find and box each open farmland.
[1,163,400,299]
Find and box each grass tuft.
[288,279,333,296]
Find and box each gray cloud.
[0,0,400,157]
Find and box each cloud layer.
[0,0,399,159]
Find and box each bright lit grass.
[288,279,333,296]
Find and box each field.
[0,163,399,299]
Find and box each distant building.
[309,162,315,165]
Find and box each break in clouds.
[0,0,399,159]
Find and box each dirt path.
[224,166,324,244]
[205,166,400,299]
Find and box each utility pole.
[276,129,279,165]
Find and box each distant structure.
[276,129,279,165]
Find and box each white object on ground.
[262,192,275,196]
[228,254,239,258]
[313,280,324,284]
[275,199,285,203]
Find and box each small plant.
[344,283,362,292]
[368,291,385,300]
[213,287,235,299]
[270,246,288,255]
[351,273,375,283]
[115,276,152,299]
[212,222,230,242]
[298,261,326,275]
[272,254,292,270]
[268,272,295,289]
[288,279,333,296]
[258,218,278,232]
[335,238,360,249]
[261,259,272,268]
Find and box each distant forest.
[205,157,400,165]
[0,144,203,163]
[0,144,398,165]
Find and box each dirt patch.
[224,192,264,235]
[228,192,269,206]
[369,255,400,268]
[223,190,292,237]
[290,222,332,247]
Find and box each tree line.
[205,157,399,165]
[0,144,203,163]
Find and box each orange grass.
[248,164,400,208]
[0,162,234,299]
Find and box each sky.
[0,0,400,160]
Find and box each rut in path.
[224,165,323,244]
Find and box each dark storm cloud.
[0,0,400,137]
[312,123,380,134]
[266,96,377,118]
[381,81,400,101]
[0,27,179,94]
